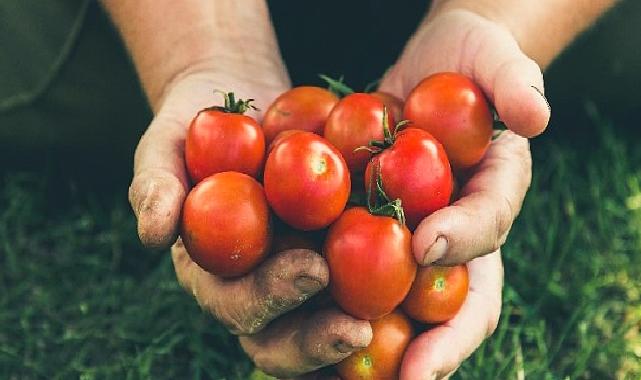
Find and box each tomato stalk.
[319,74,355,97]
[355,107,409,155]
[366,163,406,226]
[204,91,258,114]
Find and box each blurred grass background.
[2,0,641,379]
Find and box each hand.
[128,62,372,376]
[380,8,537,271]
[378,9,541,378]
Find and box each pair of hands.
[129,10,549,379]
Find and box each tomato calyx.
[366,163,406,226]
[355,107,410,155]
[319,74,355,97]
[202,91,258,114]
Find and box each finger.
[413,131,531,265]
[400,251,503,380]
[463,19,550,137]
[240,308,372,379]
[172,240,329,335]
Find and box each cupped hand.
[376,9,542,378]
[129,65,372,376]
[380,8,538,267]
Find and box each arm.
[430,0,619,69]
[101,0,289,111]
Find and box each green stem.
[366,162,406,225]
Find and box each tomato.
[402,264,469,324]
[336,310,413,380]
[325,207,416,320]
[264,131,350,230]
[371,91,404,125]
[180,172,271,278]
[267,129,304,153]
[262,86,339,144]
[324,93,392,173]
[403,72,493,170]
[185,94,265,183]
[365,128,453,231]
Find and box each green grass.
[2,105,641,379]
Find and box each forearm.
[429,0,619,68]
[101,0,286,110]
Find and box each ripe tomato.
[365,128,453,231]
[336,310,413,380]
[185,94,265,183]
[180,172,271,278]
[262,86,339,144]
[264,131,350,230]
[267,129,304,153]
[371,91,404,125]
[324,93,392,173]
[402,264,469,324]
[403,72,493,170]
[325,207,416,320]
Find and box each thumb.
[129,107,190,248]
[463,15,550,137]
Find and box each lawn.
[1,103,640,379]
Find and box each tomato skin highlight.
[403,72,493,170]
[185,109,265,183]
[402,264,469,324]
[336,310,413,380]
[365,128,453,231]
[325,207,417,320]
[180,172,271,278]
[324,93,392,174]
[264,131,350,231]
[262,86,339,145]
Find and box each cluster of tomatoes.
[180,73,494,379]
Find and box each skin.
[325,207,416,320]
[101,0,618,377]
[264,131,350,231]
[262,86,339,145]
[323,93,392,173]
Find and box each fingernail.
[294,276,324,295]
[422,236,448,265]
[334,340,356,354]
[531,85,551,113]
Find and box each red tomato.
[402,264,469,324]
[264,131,350,230]
[336,310,413,380]
[403,72,493,170]
[180,172,271,278]
[267,129,304,153]
[185,97,265,183]
[262,86,339,144]
[324,93,392,173]
[365,128,453,231]
[371,91,404,125]
[325,207,416,320]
